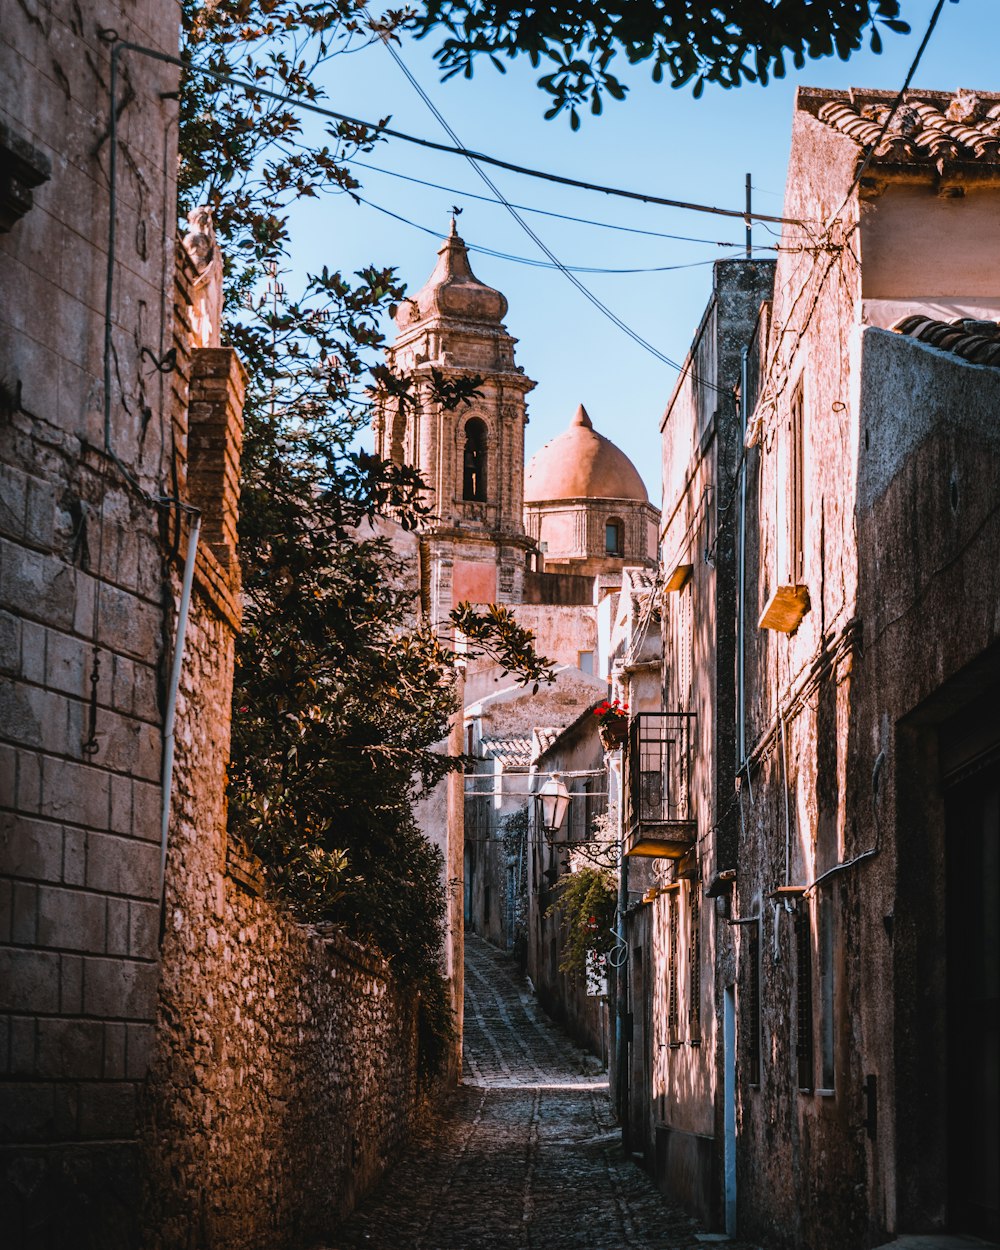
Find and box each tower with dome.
[377,218,659,635]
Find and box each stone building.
[609,259,775,1225]
[525,705,613,1062]
[1,6,434,1246]
[1,5,191,1238]
[733,86,1000,1250]
[614,86,1000,1249]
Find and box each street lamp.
[538,772,571,834]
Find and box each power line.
[351,158,778,250]
[353,193,745,273]
[830,0,950,224]
[369,24,734,391]
[750,0,951,440]
[98,33,804,227]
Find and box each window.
[747,920,761,1085]
[389,408,407,466]
[462,418,488,501]
[777,380,805,584]
[819,892,836,1091]
[668,893,680,1045]
[605,518,623,555]
[577,650,594,676]
[688,883,702,1042]
[667,581,693,709]
[796,906,814,1092]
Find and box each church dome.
[396,218,508,328]
[524,404,648,503]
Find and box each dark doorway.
[945,756,999,1239]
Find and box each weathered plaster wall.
[463,609,593,706]
[644,260,775,1232]
[857,329,1000,1238]
[734,105,874,1250]
[860,182,1000,300]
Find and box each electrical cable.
[367,23,735,392]
[353,193,742,273]
[828,0,950,225]
[96,32,804,227]
[351,158,779,250]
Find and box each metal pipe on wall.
[159,512,201,908]
[738,346,749,769]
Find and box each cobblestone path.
[330,934,752,1250]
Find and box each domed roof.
[396,218,508,328]
[524,405,648,503]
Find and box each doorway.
[724,984,737,1236]
[945,758,999,1239]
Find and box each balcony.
[624,712,697,858]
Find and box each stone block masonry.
[1,3,182,1243]
[3,6,428,1247]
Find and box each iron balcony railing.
[624,712,696,858]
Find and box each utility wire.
[369,24,733,391]
[97,33,803,227]
[351,158,778,251]
[829,0,950,225]
[354,193,744,273]
[749,0,949,438]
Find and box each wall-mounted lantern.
[538,772,571,834]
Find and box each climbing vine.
[547,866,618,978]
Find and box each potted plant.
[593,698,629,749]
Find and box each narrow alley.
[332,935,754,1250]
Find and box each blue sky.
[286,0,998,503]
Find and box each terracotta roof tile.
[481,736,535,768]
[532,727,561,757]
[812,88,1000,165]
[893,315,1000,368]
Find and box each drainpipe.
[779,710,791,887]
[612,751,630,1123]
[737,347,749,769]
[159,512,201,910]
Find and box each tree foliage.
[179,0,552,1063]
[410,1,913,127]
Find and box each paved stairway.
[330,934,752,1250]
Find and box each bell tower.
[377,219,536,621]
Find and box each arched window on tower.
[389,408,406,466]
[463,418,488,502]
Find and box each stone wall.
[0,5,180,1244]
[138,221,424,1250]
[2,8,428,1247]
[143,554,423,1250]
